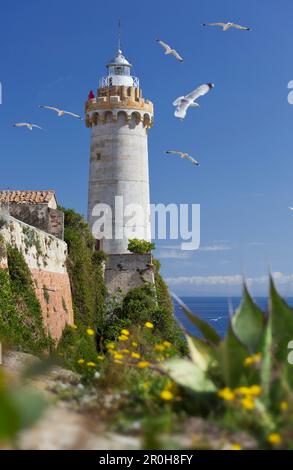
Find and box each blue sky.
[1,0,293,296]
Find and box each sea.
[174,296,293,337]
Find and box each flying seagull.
[165,150,199,166]
[202,22,251,31]
[39,105,82,119]
[156,39,183,62]
[173,83,214,119]
[288,207,293,211]
[13,122,42,131]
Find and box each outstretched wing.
[188,156,199,165]
[185,83,214,102]
[232,23,251,30]
[156,39,171,53]
[166,150,183,156]
[174,101,189,119]
[202,23,226,28]
[31,124,42,129]
[14,122,28,127]
[39,105,61,113]
[63,111,82,119]
[173,96,185,106]
[172,50,183,62]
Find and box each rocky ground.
[1,351,256,450]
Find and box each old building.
[0,190,73,340]
[0,190,64,240]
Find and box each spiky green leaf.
[232,284,265,353]
[269,276,293,361]
[172,293,220,344]
[218,326,248,388]
[160,358,216,393]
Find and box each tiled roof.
[0,190,56,205]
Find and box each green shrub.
[128,239,156,254]
[0,246,52,353]
[57,208,107,375]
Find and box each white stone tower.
[85,46,154,255]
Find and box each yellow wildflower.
[121,329,130,336]
[145,322,154,329]
[106,342,115,350]
[154,344,165,352]
[114,353,123,360]
[70,324,78,329]
[86,328,95,336]
[120,349,130,354]
[244,353,262,367]
[97,355,105,361]
[77,359,85,365]
[235,387,251,396]
[86,361,96,367]
[142,382,150,390]
[118,335,129,341]
[230,443,242,451]
[114,360,123,365]
[218,388,235,401]
[131,352,141,359]
[137,361,151,369]
[131,341,138,348]
[249,385,262,397]
[241,397,255,410]
[163,341,172,348]
[160,390,174,401]
[280,401,289,411]
[267,433,282,445]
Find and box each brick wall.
[0,213,74,341]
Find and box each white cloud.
[166,272,293,287]
[157,249,190,260]
[199,244,231,252]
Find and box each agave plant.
[160,277,293,446]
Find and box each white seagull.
[288,207,293,211]
[39,105,82,119]
[173,83,214,119]
[202,22,251,31]
[156,39,183,62]
[165,150,199,166]
[13,122,42,131]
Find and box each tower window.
[96,152,101,160]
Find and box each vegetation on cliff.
[0,244,51,353]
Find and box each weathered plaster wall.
[0,212,74,340]
[105,253,154,294]
[7,203,64,240]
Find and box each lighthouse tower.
[85,47,154,256]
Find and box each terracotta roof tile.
[0,190,56,205]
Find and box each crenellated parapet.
[85,85,154,128]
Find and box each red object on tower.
[88,90,95,100]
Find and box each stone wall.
[0,212,74,340]
[105,253,155,294]
[7,203,64,240]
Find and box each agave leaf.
[260,312,272,401]
[0,390,20,440]
[160,358,216,393]
[186,334,218,372]
[269,276,293,361]
[232,284,265,353]
[171,292,220,344]
[9,387,47,431]
[218,326,248,388]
